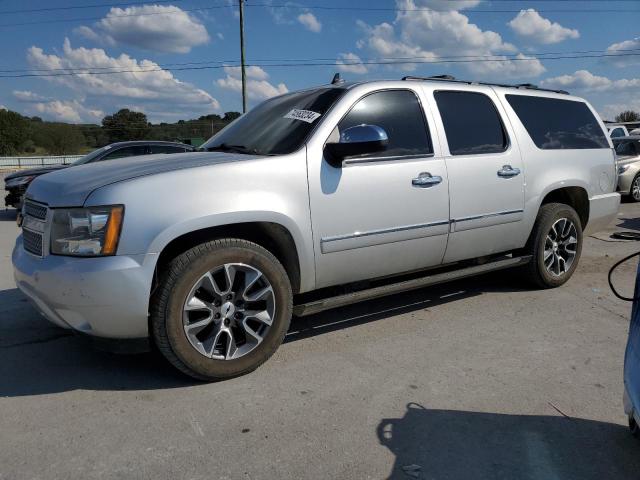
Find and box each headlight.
[618,165,631,175]
[50,205,124,256]
[5,175,35,188]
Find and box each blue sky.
[0,0,638,123]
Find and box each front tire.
[522,203,583,288]
[150,239,292,381]
[630,173,640,202]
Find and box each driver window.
[336,89,433,159]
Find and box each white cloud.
[540,70,640,92]
[508,9,579,45]
[26,39,220,122]
[0,105,7,111]
[13,90,50,102]
[31,100,104,123]
[297,12,322,32]
[356,0,545,77]
[605,37,640,68]
[601,100,640,122]
[216,66,288,100]
[414,0,481,10]
[75,5,209,53]
[336,53,368,74]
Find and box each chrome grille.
[23,229,43,256]
[24,200,48,220]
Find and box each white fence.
[0,155,83,168]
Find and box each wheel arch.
[539,186,589,229]
[152,220,304,295]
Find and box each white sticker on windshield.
[284,109,321,123]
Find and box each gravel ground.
[1,202,640,479]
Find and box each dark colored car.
[4,141,194,209]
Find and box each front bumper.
[618,170,637,196]
[583,192,621,236]
[12,235,156,338]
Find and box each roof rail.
[401,75,569,95]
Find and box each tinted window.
[506,95,609,149]
[338,90,432,158]
[101,145,148,161]
[610,127,626,138]
[434,91,508,155]
[149,145,187,154]
[615,140,639,157]
[201,88,346,156]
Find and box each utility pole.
[239,0,247,114]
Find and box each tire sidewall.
[161,243,291,379]
[631,174,640,202]
[533,205,583,288]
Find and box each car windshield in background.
[72,146,110,165]
[615,139,639,157]
[200,87,346,156]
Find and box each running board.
[293,255,531,317]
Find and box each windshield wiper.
[205,143,259,155]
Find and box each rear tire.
[522,203,583,288]
[150,239,292,381]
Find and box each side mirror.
[324,124,388,166]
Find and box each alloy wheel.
[543,218,578,277]
[182,263,276,360]
[632,177,640,201]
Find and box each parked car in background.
[12,76,619,380]
[609,125,629,138]
[4,141,194,209]
[614,136,640,201]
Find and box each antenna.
[331,73,344,85]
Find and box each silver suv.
[13,76,620,380]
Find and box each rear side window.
[101,145,148,161]
[149,145,188,154]
[338,89,432,158]
[434,90,508,155]
[506,95,609,149]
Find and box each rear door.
[427,87,525,262]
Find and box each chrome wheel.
[544,218,578,277]
[182,263,275,360]
[632,177,640,201]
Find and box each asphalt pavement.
[2,202,640,479]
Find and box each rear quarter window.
[505,95,609,150]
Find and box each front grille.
[23,229,43,256]
[24,200,48,220]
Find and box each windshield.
[72,146,110,165]
[615,139,639,157]
[200,87,346,156]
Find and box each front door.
[307,88,450,289]
[428,87,525,262]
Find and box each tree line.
[0,108,242,156]
[1,107,639,157]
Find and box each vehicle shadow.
[0,270,530,397]
[617,215,640,232]
[0,209,17,222]
[378,403,640,480]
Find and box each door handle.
[497,165,521,178]
[412,172,442,188]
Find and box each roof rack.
[401,75,569,95]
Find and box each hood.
[26,151,261,207]
[5,164,68,181]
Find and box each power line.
[1,52,639,79]
[2,48,640,75]
[3,48,639,74]
[0,0,186,15]
[1,2,638,27]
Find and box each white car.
[609,125,630,138]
